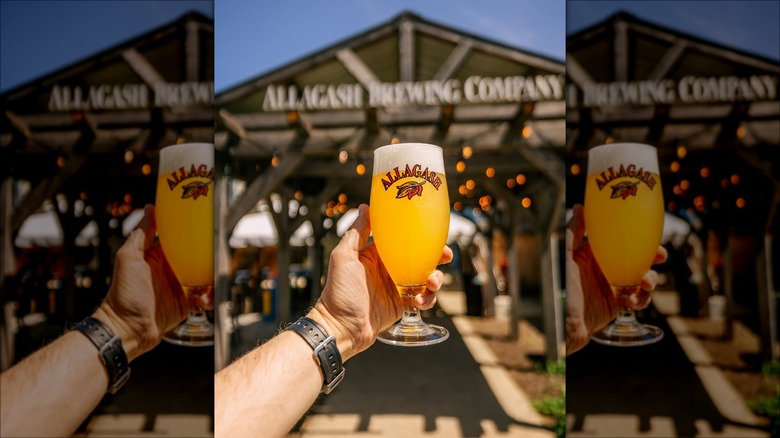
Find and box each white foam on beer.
[372,143,445,175]
[587,143,659,175]
[158,143,214,173]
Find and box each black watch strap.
[288,317,345,394]
[74,316,131,394]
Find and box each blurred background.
[214,0,566,436]
[565,1,779,437]
[1,1,214,436]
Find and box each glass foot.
[377,322,449,347]
[591,322,663,347]
[163,315,214,347]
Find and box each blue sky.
[0,1,213,92]
[567,1,779,61]
[1,1,777,94]
[214,0,566,92]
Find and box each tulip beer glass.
[156,143,215,346]
[370,143,450,346]
[584,143,664,346]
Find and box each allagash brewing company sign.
[572,75,778,108]
[261,74,565,111]
[47,82,214,112]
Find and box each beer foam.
[158,143,214,173]
[372,143,445,174]
[587,143,659,174]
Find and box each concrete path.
[566,291,769,438]
[286,291,555,438]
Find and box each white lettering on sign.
[575,75,778,108]
[47,82,213,112]
[261,74,565,111]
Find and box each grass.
[747,360,779,436]
[533,360,566,438]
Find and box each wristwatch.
[287,317,345,394]
[74,316,131,394]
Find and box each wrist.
[91,305,142,362]
[306,304,356,361]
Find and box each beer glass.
[156,143,215,346]
[370,143,450,346]
[584,143,664,346]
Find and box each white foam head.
[158,143,214,173]
[372,143,444,175]
[587,143,659,175]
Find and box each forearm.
[0,331,108,437]
[214,330,323,437]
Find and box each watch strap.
[288,317,345,394]
[74,316,131,394]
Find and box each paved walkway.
[566,291,769,438]
[74,341,214,437]
[230,291,555,438]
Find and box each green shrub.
[533,394,566,438]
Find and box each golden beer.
[370,173,449,286]
[156,142,215,346]
[584,142,665,346]
[370,143,450,346]
[156,171,214,290]
[584,171,663,286]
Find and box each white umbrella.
[448,213,477,245]
[662,213,691,247]
[230,211,314,248]
[15,211,62,247]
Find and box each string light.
[522,197,532,208]
[570,164,580,175]
[456,161,466,172]
[486,167,495,178]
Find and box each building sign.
[48,82,214,112]
[261,74,565,111]
[572,75,778,108]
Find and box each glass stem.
[187,308,208,325]
[401,294,422,325]
[615,306,637,326]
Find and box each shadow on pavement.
[305,316,548,436]
[567,306,727,437]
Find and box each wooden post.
[214,152,231,370]
[756,235,778,360]
[1,177,16,371]
[269,195,292,324]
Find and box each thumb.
[125,204,156,253]
[341,204,371,252]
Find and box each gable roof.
[215,11,566,235]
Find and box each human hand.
[307,204,452,361]
[565,204,667,354]
[92,205,189,361]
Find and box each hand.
[92,205,189,361]
[565,204,667,354]
[307,204,452,361]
